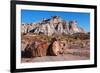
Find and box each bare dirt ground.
[21,55,89,63]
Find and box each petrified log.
[52,41,61,56]
[31,41,48,57]
[47,41,63,56]
[24,41,48,57]
[24,43,33,58]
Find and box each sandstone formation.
[21,16,86,36]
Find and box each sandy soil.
[21,48,90,63]
[21,54,89,63]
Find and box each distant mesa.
[21,16,86,36]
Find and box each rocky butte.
[21,16,86,36]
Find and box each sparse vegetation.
[21,32,90,62]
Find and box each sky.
[21,9,90,32]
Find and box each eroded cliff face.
[21,16,86,36]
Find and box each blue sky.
[21,9,90,32]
